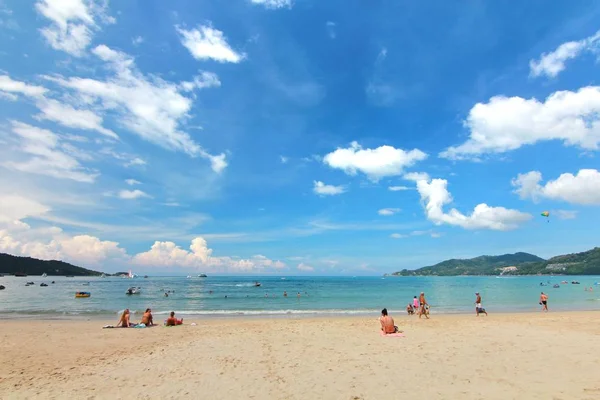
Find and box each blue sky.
[1,0,600,275]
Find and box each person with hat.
[475,292,487,316]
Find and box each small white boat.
[186,275,192,279]
[100,273,107,278]
[126,287,141,295]
[41,273,47,278]
[198,274,207,278]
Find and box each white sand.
[1,312,599,399]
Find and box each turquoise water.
[0,275,599,319]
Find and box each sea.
[0,275,599,319]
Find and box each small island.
[391,247,600,276]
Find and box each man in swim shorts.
[166,311,183,326]
[540,292,548,312]
[379,308,398,334]
[475,292,487,316]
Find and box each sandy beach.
[1,312,599,399]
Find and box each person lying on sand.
[380,308,400,334]
[166,311,183,326]
[116,309,133,327]
[140,308,154,326]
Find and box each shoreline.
[1,308,598,321]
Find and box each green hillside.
[392,247,600,276]
[0,253,103,276]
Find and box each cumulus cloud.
[2,121,98,183]
[118,189,150,200]
[512,169,600,205]
[313,181,345,196]
[555,210,578,220]
[416,177,531,230]
[250,0,292,9]
[45,45,227,172]
[390,230,441,239]
[35,0,115,56]
[132,35,143,46]
[297,262,314,272]
[125,179,141,186]
[0,75,47,98]
[176,24,245,63]
[133,237,286,272]
[323,141,427,181]
[440,86,600,160]
[0,194,50,223]
[530,31,600,78]
[378,208,400,216]
[403,172,430,182]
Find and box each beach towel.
[380,331,405,337]
[102,325,115,329]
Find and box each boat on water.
[571,281,580,284]
[254,282,262,287]
[40,283,48,287]
[100,273,107,278]
[14,272,27,277]
[75,292,91,298]
[186,275,192,278]
[198,274,207,278]
[126,287,141,295]
[144,275,148,278]
[0,285,5,290]
[82,282,90,286]
[41,273,47,278]
[553,284,560,288]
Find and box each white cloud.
[388,185,410,191]
[378,208,400,216]
[132,35,143,46]
[512,169,600,205]
[0,194,50,223]
[416,177,531,231]
[313,181,345,196]
[118,189,150,200]
[35,0,115,56]
[46,45,227,171]
[326,21,336,39]
[179,71,221,92]
[440,86,600,160]
[280,155,288,164]
[530,31,600,78]
[554,210,578,220]
[323,141,427,181]
[176,24,245,63]
[390,230,441,239]
[297,262,314,272]
[125,179,141,186]
[2,121,98,183]
[133,237,286,272]
[0,75,47,98]
[35,98,117,139]
[403,172,430,182]
[250,0,292,9]
[125,157,146,167]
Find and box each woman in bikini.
[116,309,133,327]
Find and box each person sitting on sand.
[540,292,548,312]
[418,292,429,319]
[475,292,488,316]
[166,311,183,326]
[380,308,399,334]
[116,309,133,327]
[140,308,154,326]
[406,304,414,315]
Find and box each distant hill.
[0,253,103,276]
[392,247,600,276]
[392,252,545,276]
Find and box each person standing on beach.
[413,296,419,310]
[540,292,548,312]
[418,292,429,319]
[475,293,487,316]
